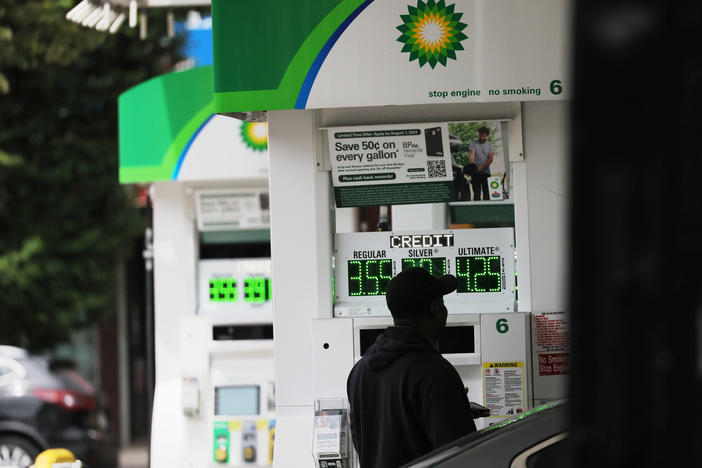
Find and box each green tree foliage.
[448,121,500,167]
[0,0,183,349]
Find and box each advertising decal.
[327,120,507,207]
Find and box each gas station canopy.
[118,66,268,184]
[211,0,570,113]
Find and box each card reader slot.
[213,324,274,340]
[359,328,385,356]
[438,326,475,354]
[358,325,475,356]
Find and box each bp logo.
[240,122,268,152]
[396,0,468,69]
[490,180,500,189]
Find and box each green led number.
[419,258,434,273]
[456,257,471,292]
[402,258,447,276]
[378,259,392,292]
[473,257,488,292]
[244,276,271,303]
[209,278,237,302]
[349,261,362,296]
[456,256,502,293]
[365,261,380,295]
[347,259,392,296]
[365,260,392,295]
[482,256,501,292]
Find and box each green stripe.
[213,0,364,113]
[119,102,213,183]
[163,102,214,174]
[118,66,215,183]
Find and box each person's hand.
[470,401,491,419]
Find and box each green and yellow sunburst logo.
[396,0,468,69]
[240,122,268,152]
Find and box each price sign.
[243,277,272,303]
[199,259,273,317]
[209,278,238,302]
[334,228,515,317]
[401,257,447,276]
[455,256,502,293]
[348,259,393,296]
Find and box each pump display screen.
[215,385,260,416]
[199,259,273,315]
[334,228,515,317]
[209,277,272,303]
[243,277,271,303]
[401,257,447,276]
[348,259,392,296]
[455,256,502,292]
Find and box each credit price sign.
[335,229,515,317]
[199,259,272,317]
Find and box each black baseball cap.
[386,267,457,320]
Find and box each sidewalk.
[118,443,149,468]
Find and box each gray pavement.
[118,443,149,468]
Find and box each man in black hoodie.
[347,267,477,468]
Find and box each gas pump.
[117,65,277,468]
[334,227,528,429]
[153,186,277,468]
[206,1,571,465]
[196,256,276,466]
[258,107,568,467]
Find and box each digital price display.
[401,257,447,276]
[334,228,515,317]
[199,259,273,317]
[456,256,502,292]
[209,276,272,303]
[243,277,272,303]
[210,278,238,302]
[348,259,393,296]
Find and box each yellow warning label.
[482,361,525,418]
[483,361,523,368]
[228,421,242,432]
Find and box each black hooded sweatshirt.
[347,327,476,468]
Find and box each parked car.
[404,400,568,468]
[0,346,118,468]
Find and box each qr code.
[427,159,447,178]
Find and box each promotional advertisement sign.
[328,120,507,207]
[328,122,454,207]
[212,0,570,112]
